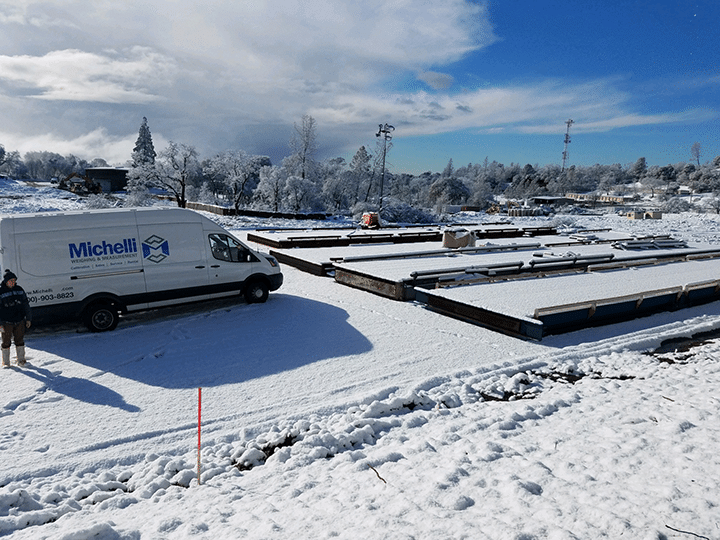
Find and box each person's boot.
[16,345,25,366]
[2,348,10,368]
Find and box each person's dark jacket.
[0,282,31,325]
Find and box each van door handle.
[210,265,220,268]
[195,265,205,269]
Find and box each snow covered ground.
[1,181,720,539]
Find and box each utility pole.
[375,123,394,213]
[561,119,573,172]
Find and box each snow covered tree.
[350,146,371,174]
[285,174,317,212]
[0,150,27,178]
[691,142,701,166]
[442,158,454,178]
[90,158,109,167]
[156,141,200,208]
[348,146,372,207]
[428,176,470,206]
[388,173,425,207]
[22,151,85,181]
[708,192,720,214]
[319,157,349,212]
[504,164,547,198]
[0,144,5,168]
[125,162,158,206]
[253,165,286,212]
[204,150,269,211]
[126,118,159,206]
[132,117,156,166]
[677,163,696,188]
[630,157,647,181]
[659,164,678,194]
[287,114,318,181]
[468,179,493,208]
[643,172,664,198]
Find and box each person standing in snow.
[0,270,31,367]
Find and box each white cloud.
[0,0,497,160]
[165,1,494,77]
[417,71,456,90]
[307,79,709,139]
[572,110,717,133]
[0,48,177,103]
[0,0,714,168]
[0,2,78,29]
[2,0,494,90]
[0,128,129,164]
[0,127,170,166]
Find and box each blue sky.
[391,1,719,172]
[0,1,717,174]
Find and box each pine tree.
[442,158,454,178]
[349,146,372,206]
[132,117,156,166]
[126,117,157,207]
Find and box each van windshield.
[209,234,257,263]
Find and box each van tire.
[244,280,269,303]
[83,302,120,332]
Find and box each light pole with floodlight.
[375,123,394,214]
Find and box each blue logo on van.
[69,238,137,259]
[142,235,170,263]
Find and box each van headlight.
[265,256,279,267]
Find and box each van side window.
[209,234,257,263]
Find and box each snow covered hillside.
[1,180,719,539]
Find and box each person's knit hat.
[3,270,17,285]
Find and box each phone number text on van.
[28,292,75,303]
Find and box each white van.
[0,207,283,331]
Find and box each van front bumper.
[269,273,283,291]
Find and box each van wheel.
[244,280,269,303]
[83,302,119,332]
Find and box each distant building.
[85,167,129,192]
[565,193,635,205]
[530,196,572,206]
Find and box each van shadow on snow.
[30,294,374,389]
